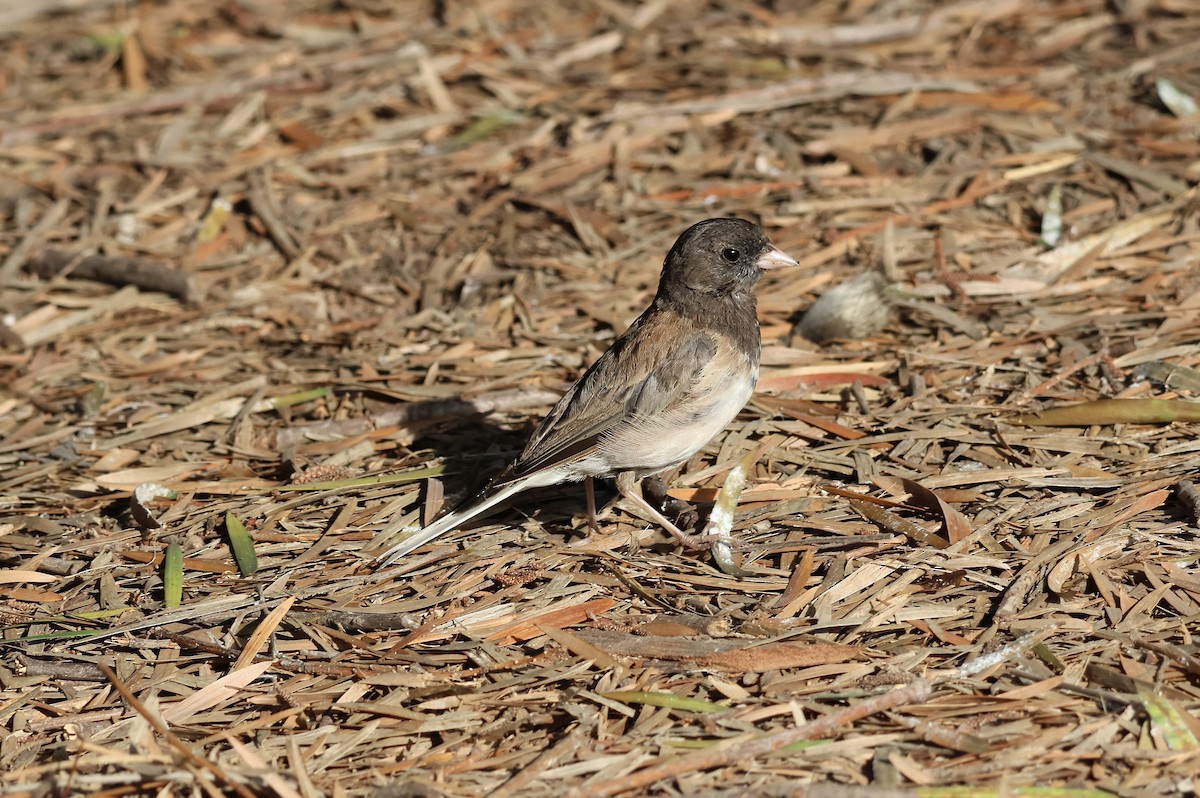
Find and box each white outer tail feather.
[374,481,528,565]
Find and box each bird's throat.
[658,289,761,363]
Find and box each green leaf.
[448,110,525,148]
[1013,398,1200,426]
[195,197,232,244]
[225,512,258,576]
[0,629,110,645]
[1032,642,1064,672]
[1139,686,1200,752]
[600,690,728,714]
[163,543,183,608]
[86,30,125,52]
[270,386,332,408]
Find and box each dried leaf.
[1155,76,1199,118]
[122,28,148,93]
[1013,399,1200,426]
[1040,183,1064,247]
[130,482,179,530]
[0,570,57,584]
[899,478,973,544]
[94,465,202,491]
[578,630,861,672]
[0,587,64,602]
[233,596,296,669]
[1131,361,1200,393]
[478,598,618,644]
[1046,534,1131,594]
[708,450,756,576]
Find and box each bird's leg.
[643,476,699,530]
[615,472,730,549]
[584,476,600,535]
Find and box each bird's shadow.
[405,413,595,535]
[396,409,702,543]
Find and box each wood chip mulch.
[2,1,1199,796]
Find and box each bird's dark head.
[657,218,796,302]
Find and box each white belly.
[587,368,756,477]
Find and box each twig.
[1176,480,1200,525]
[606,71,980,118]
[16,653,106,681]
[572,679,932,798]
[0,199,70,284]
[25,249,198,302]
[248,170,303,259]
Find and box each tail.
[374,480,527,565]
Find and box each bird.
[375,218,796,564]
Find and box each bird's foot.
[643,476,700,530]
[616,475,732,550]
[660,523,735,550]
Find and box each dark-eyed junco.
[376,218,796,563]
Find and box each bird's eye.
[721,247,740,263]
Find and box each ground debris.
[2,1,1198,795]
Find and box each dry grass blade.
[159,659,277,726]
[1013,398,1200,425]
[233,595,296,669]
[3,0,1199,795]
[97,663,260,798]
[575,680,933,797]
[707,449,757,575]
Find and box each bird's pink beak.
[756,245,798,270]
